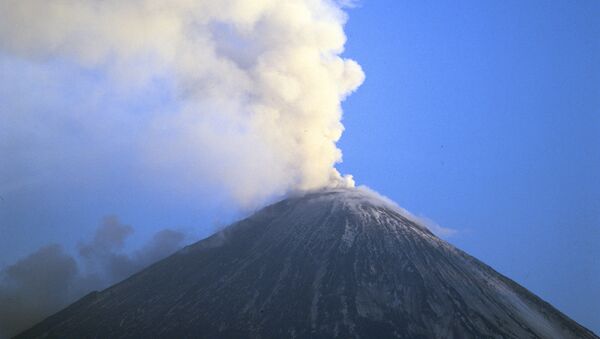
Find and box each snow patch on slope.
[303,186,457,238]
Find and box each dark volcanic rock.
[16,188,597,338]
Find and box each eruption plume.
[0,0,364,205]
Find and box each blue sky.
[339,0,599,331]
[0,0,598,334]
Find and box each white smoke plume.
[0,0,364,205]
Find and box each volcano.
[16,188,597,338]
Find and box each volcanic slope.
[17,188,598,339]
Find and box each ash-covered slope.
[17,188,597,339]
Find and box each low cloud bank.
[0,216,187,338]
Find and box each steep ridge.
[16,188,598,338]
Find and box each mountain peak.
[17,188,598,339]
[291,185,396,207]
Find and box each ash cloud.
[0,1,364,336]
[0,245,77,338]
[0,0,364,206]
[0,217,187,338]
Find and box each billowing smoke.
[0,216,187,338]
[0,2,363,336]
[0,0,364,205]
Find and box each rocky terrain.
[16,188,598,338]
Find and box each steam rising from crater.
[0,0,364,205]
